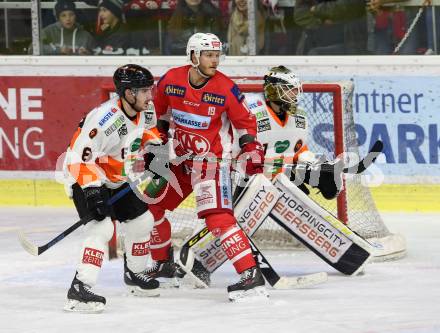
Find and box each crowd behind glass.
[1,0,439,55]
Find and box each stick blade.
[17,230,39,256]
[273,272,328,289]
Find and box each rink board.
[0,179,439,212]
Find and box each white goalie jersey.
[234,92,317,178]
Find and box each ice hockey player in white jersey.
[247,65,342,198]
[63,64,163,313]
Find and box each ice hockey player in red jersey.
[146,32,268,301]
[63,64,163,313]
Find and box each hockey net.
[101,79,406,261]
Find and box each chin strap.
[195,65,210,79]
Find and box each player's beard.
[198,64,216,78]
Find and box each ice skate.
[64,273,106,313]
[124,255,160,297]
[146,247,185,288]
[227,266,269,302]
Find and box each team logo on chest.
[202,92,225,106]
[165,84,186,97]
[174,128,210,155]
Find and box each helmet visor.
[132,85,157,101]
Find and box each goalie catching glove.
[291,158,344,200]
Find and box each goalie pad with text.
[270,173,372,275]
[178,174,280,283]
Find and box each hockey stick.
[187,140,383,175]
[17,186,131,256]
[275,139,384,175]
[18,177,167,256]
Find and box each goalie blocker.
[179,174,372,286]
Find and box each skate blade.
[229,286,269,303]
[127,286,160,297]
[158,277,180,289]
[63,299,105,313]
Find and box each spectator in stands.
[124,0,163,55]
[367,0,424,54]
[295,0,367,55]
[29,0,95,55]
[227,0,265,55]
[165,0,223,55]
[95,0,131,55]
[294,0,345,54]
[262,0,302,55]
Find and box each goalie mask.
[263,65,303,116]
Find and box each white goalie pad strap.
[271,173,372,264]
[234,174,281,236]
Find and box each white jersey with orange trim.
[64,96,161,190]
[233,92,317,178]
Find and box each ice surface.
[1,207,439,333]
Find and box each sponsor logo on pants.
[132,241,150,256]
[82,247,104,267]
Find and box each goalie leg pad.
[271,173,371,275]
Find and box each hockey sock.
[150,216,172,261]
[206,213,256,273]
[124,210,155,273]
[77,217,114,286]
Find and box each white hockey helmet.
[186,32,223,67]
[264,65,303,115]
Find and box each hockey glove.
[292,159,344,200]
[83,186,111,221]
[238,141,265,175]
[156,119,170,145]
